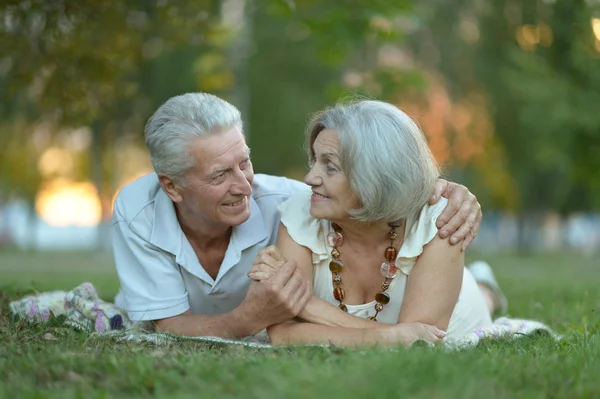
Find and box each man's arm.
[154,261,311,337]
[112,218,191,322]
[430,179,482,250]
[113,210,311,338]
[154,308,259,338]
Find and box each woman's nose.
[304,165,321,186]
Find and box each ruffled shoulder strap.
[278,189,329,264]
[395,198,447,274]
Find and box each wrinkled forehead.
[312,128,341,157]
[188,126,249,170]
[313,129,340,155]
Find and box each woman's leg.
[477,283,500,315]
[468,261,508,316]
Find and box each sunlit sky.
[36,179,102,227]
[33,129,151,227]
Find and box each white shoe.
[468,261,508,315]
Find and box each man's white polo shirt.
[112,172,307,322]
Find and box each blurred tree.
[413,0,600,207]
[0,0,476,224]
[0,0,220,123]
[0,0,423,194]
[246,0,423,176]
[0,0,223,220]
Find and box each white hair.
[145,92,242,185]
[306,99,439,230]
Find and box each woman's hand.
[381,322,446,347]
[430,179,482,250]
[248,245,287,281]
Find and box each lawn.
[0,249,598,398]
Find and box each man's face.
[169,126,254,230]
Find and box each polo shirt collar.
[212,196,268,283]
[150,189,268,283]
[230,196,268,252]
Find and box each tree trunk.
[91,120,109,252]
[222,0,252,138]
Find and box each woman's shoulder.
[278,189,329,260]
[397,197,447,260]
[277,188,313,222]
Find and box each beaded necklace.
[327,220,402,321]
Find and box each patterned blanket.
[8,282,560,350]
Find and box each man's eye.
[240,159,250,168]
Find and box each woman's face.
[304,128,359,222]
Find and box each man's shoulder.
[113,173,161,223]
[251,174,308,202]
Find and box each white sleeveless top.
[278,190,492,337]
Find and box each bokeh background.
[0,0,599,254]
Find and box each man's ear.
[158,173,184,203]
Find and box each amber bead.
[374,303,384,312]
[329,259,344,273]
[384,246,397,261]
[388,230,398,240]
[331,248,340,258]
[339,303,348,312]
[333,287,345,301]
[375,292,390,304]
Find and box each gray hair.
[306,99,439,230]
[145,92,243,185]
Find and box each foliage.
[414,0,600,212]
[0,0,218,124]
[247,1,423,175]
[1,0,599,215]
[0,0,221,204]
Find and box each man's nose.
[230,168,252,195]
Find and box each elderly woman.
[249,100,506,347]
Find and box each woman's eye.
[326,164,337,173]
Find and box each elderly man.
[112,92,482,340]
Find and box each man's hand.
[430,179,482,250]
[241,259,312,329]
[248,246,285,281]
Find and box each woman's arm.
[275,223,379,329]
[397,235,464,331]
[268,319,445,348]
[264,224,448,346]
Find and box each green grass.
[0,249,598,398]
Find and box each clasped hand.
[248,247,447,347]
[248,245,290,281]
